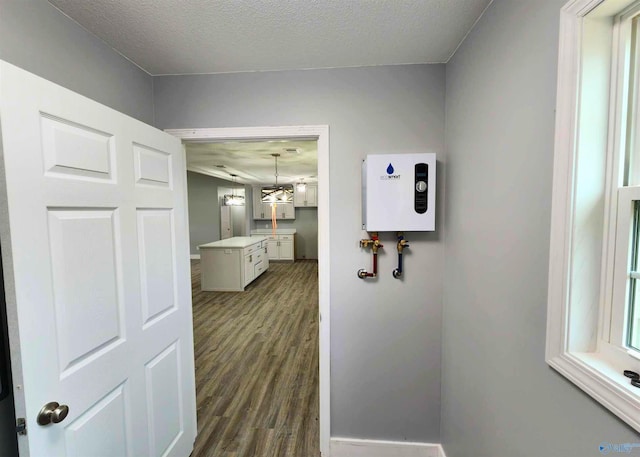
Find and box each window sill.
[547,351,640,431]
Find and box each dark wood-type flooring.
[190,259,320,457]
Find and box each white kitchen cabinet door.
[305,185,318,206]
[267,239,279,259]
[279,239,294,260]
[294,184,317,207]
[275,203,295,220]
[0,61,196,457]
[252,189,264,219]
[243,253,254,286]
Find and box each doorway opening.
[166,126,330,456]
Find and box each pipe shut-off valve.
[358,234,383,279]
[392,233,409,278]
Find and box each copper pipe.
[358,233,383,279]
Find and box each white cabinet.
[265,234,295,261]
[279,237,294,259]
[199,237,269,291]
[252,189,271,220]
[294,184,318,207]
[243,246,268,287]
[253,186,295,219]
[243,252,254,285]
[267,238,279,259]
[276,202,295,220]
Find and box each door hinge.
[16,418,26,435]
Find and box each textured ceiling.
[185,139,318,185]
[48,0,492,75]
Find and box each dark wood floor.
[190,260,320,457]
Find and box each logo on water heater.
[380,163,401,180]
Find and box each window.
[627,201,640,351]
[547,0,640,433]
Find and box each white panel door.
[0,61,196,457]
[220,206,232,239]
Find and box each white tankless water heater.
[362,153,436,232]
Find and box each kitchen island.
[199,236,268,291]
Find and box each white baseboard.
[330,438,446,457]
[190,254,201,260]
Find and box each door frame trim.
[165,125,331,456]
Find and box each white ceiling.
[185,139,318,185]
[48,0,492,75]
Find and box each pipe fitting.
[393,233,409,279]
[358,234,383,279]
[397,239,409,253]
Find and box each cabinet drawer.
[279,235,292,241]
[254,260,265,277]
[244,243,261,256]
[254,251,263,264]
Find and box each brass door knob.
[37,402,69,426]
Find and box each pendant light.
[225,174,244,206]
[271,154,279,234]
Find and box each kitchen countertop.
[250,229,297,235]
[199,236,267,249]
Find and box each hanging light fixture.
[224,174,245,206]
[271,154,280,233]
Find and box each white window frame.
[547,0,640,432]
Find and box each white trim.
[165,125,331,456]
[330,438,445,457]
[190,254,201,260]
[546,0,640,434]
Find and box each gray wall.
[187,171,246,255]
[0,0,154,124]
[155,65,445,441]
[442,1,639,456]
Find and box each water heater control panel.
[362,153,436,232]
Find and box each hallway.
[190,260,319,457]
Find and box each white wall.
[154,65,446,441]
[442,1,639,456]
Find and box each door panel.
[65,384,130,457]
[137,209,177,327]
[134,144,172,188]
[48,209,123,372]
[0,61,196,457]
[41,114,116,182]
[145,342,184,457]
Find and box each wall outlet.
[264,224,269,228]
